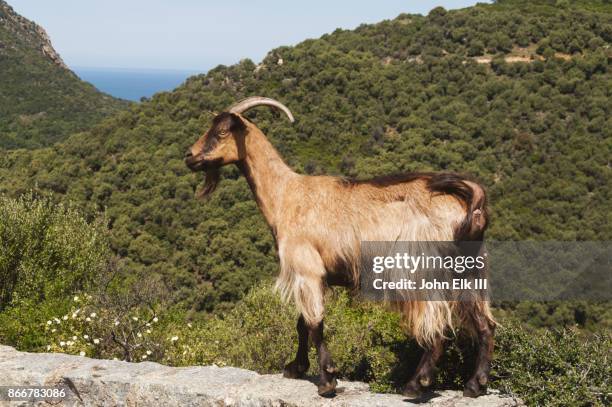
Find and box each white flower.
[72,336,77,341]
[146,323,151,327]
[113,357,118,361]
[54,318,60,324]
[51,329,57,333]
[86,317,91,322]
[73,296,79,302]
[67,341,74,346]
[132,316,138,321]
[72,313,77,319]
[62,315,68,320]
[141,355,148,360]
[93,338,100,345]
[137,332,142,338]
[46,320,52,325]
[187,323,192,328]
[170,336,179,342]
[146,329,152,334]
[146,350,152,355]
[59,341,66,347]
[79,351,85,356]
[152,317,158,323]
[90,312,96,318]
[83,335,89,340]
[114,320,120,326]
[46,345,51,351]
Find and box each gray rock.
[0,345,523,406]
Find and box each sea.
[73,67,202,102]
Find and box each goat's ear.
[229,113,247,134]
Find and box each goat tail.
[426,174,489,241]
[455,180,489,241]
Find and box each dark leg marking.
[309,320,337,397]
[464,314,495,398]
[283,315,310,379]
[402,336,444,398]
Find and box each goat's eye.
[218,130,229,137]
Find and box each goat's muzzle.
[185,151,224,173]
[185,150,206,172]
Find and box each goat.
[185,97,495,398]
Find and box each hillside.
[0,0,610,317]
[0,1,128,149]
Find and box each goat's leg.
[402,336,443,398]
[283,315,310,379]
[464,313,495,397]
[309,320,338,397]
[279,242,334,395]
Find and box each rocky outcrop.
[0,0,67,68]
[38,27,68,69]
[0,345,523,406]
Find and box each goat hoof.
[463,380,484,398]
[317,378,337,397]
[283,360,309,379]
[419,375,432,387]
[402,382,423,399]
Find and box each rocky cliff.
[0,0,66,68]
[0,0,127,149]
[0,346,523,406]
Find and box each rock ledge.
[0,345,522,406]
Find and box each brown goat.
[185,97,495,398]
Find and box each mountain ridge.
[0,0,128,149]
[0,0,67,69]
[0,0,610,315]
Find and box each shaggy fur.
[186,103,496,398]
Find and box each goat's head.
[185,96,294,198]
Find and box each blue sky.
[11,1,487,71]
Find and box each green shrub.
[162,281,297,370]
[161,282,417,394]
[41,293,172,362]
[493,320,611,406]
[12,276,609,406]
[0,194,111,348]
[0,194,110,308]
[162,283,611,406]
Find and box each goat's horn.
[229,97,294,123]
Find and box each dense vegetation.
[2,0,609,317]
[0,1,127,149]
[0,1,610,405]
[0,195,111,348]
[0,200,608,406]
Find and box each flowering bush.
[154,283,612,406]
[1,196,609,406]
[42,293,181,362]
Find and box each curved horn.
[229,97,294,123]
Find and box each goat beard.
[197,168,220,200]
